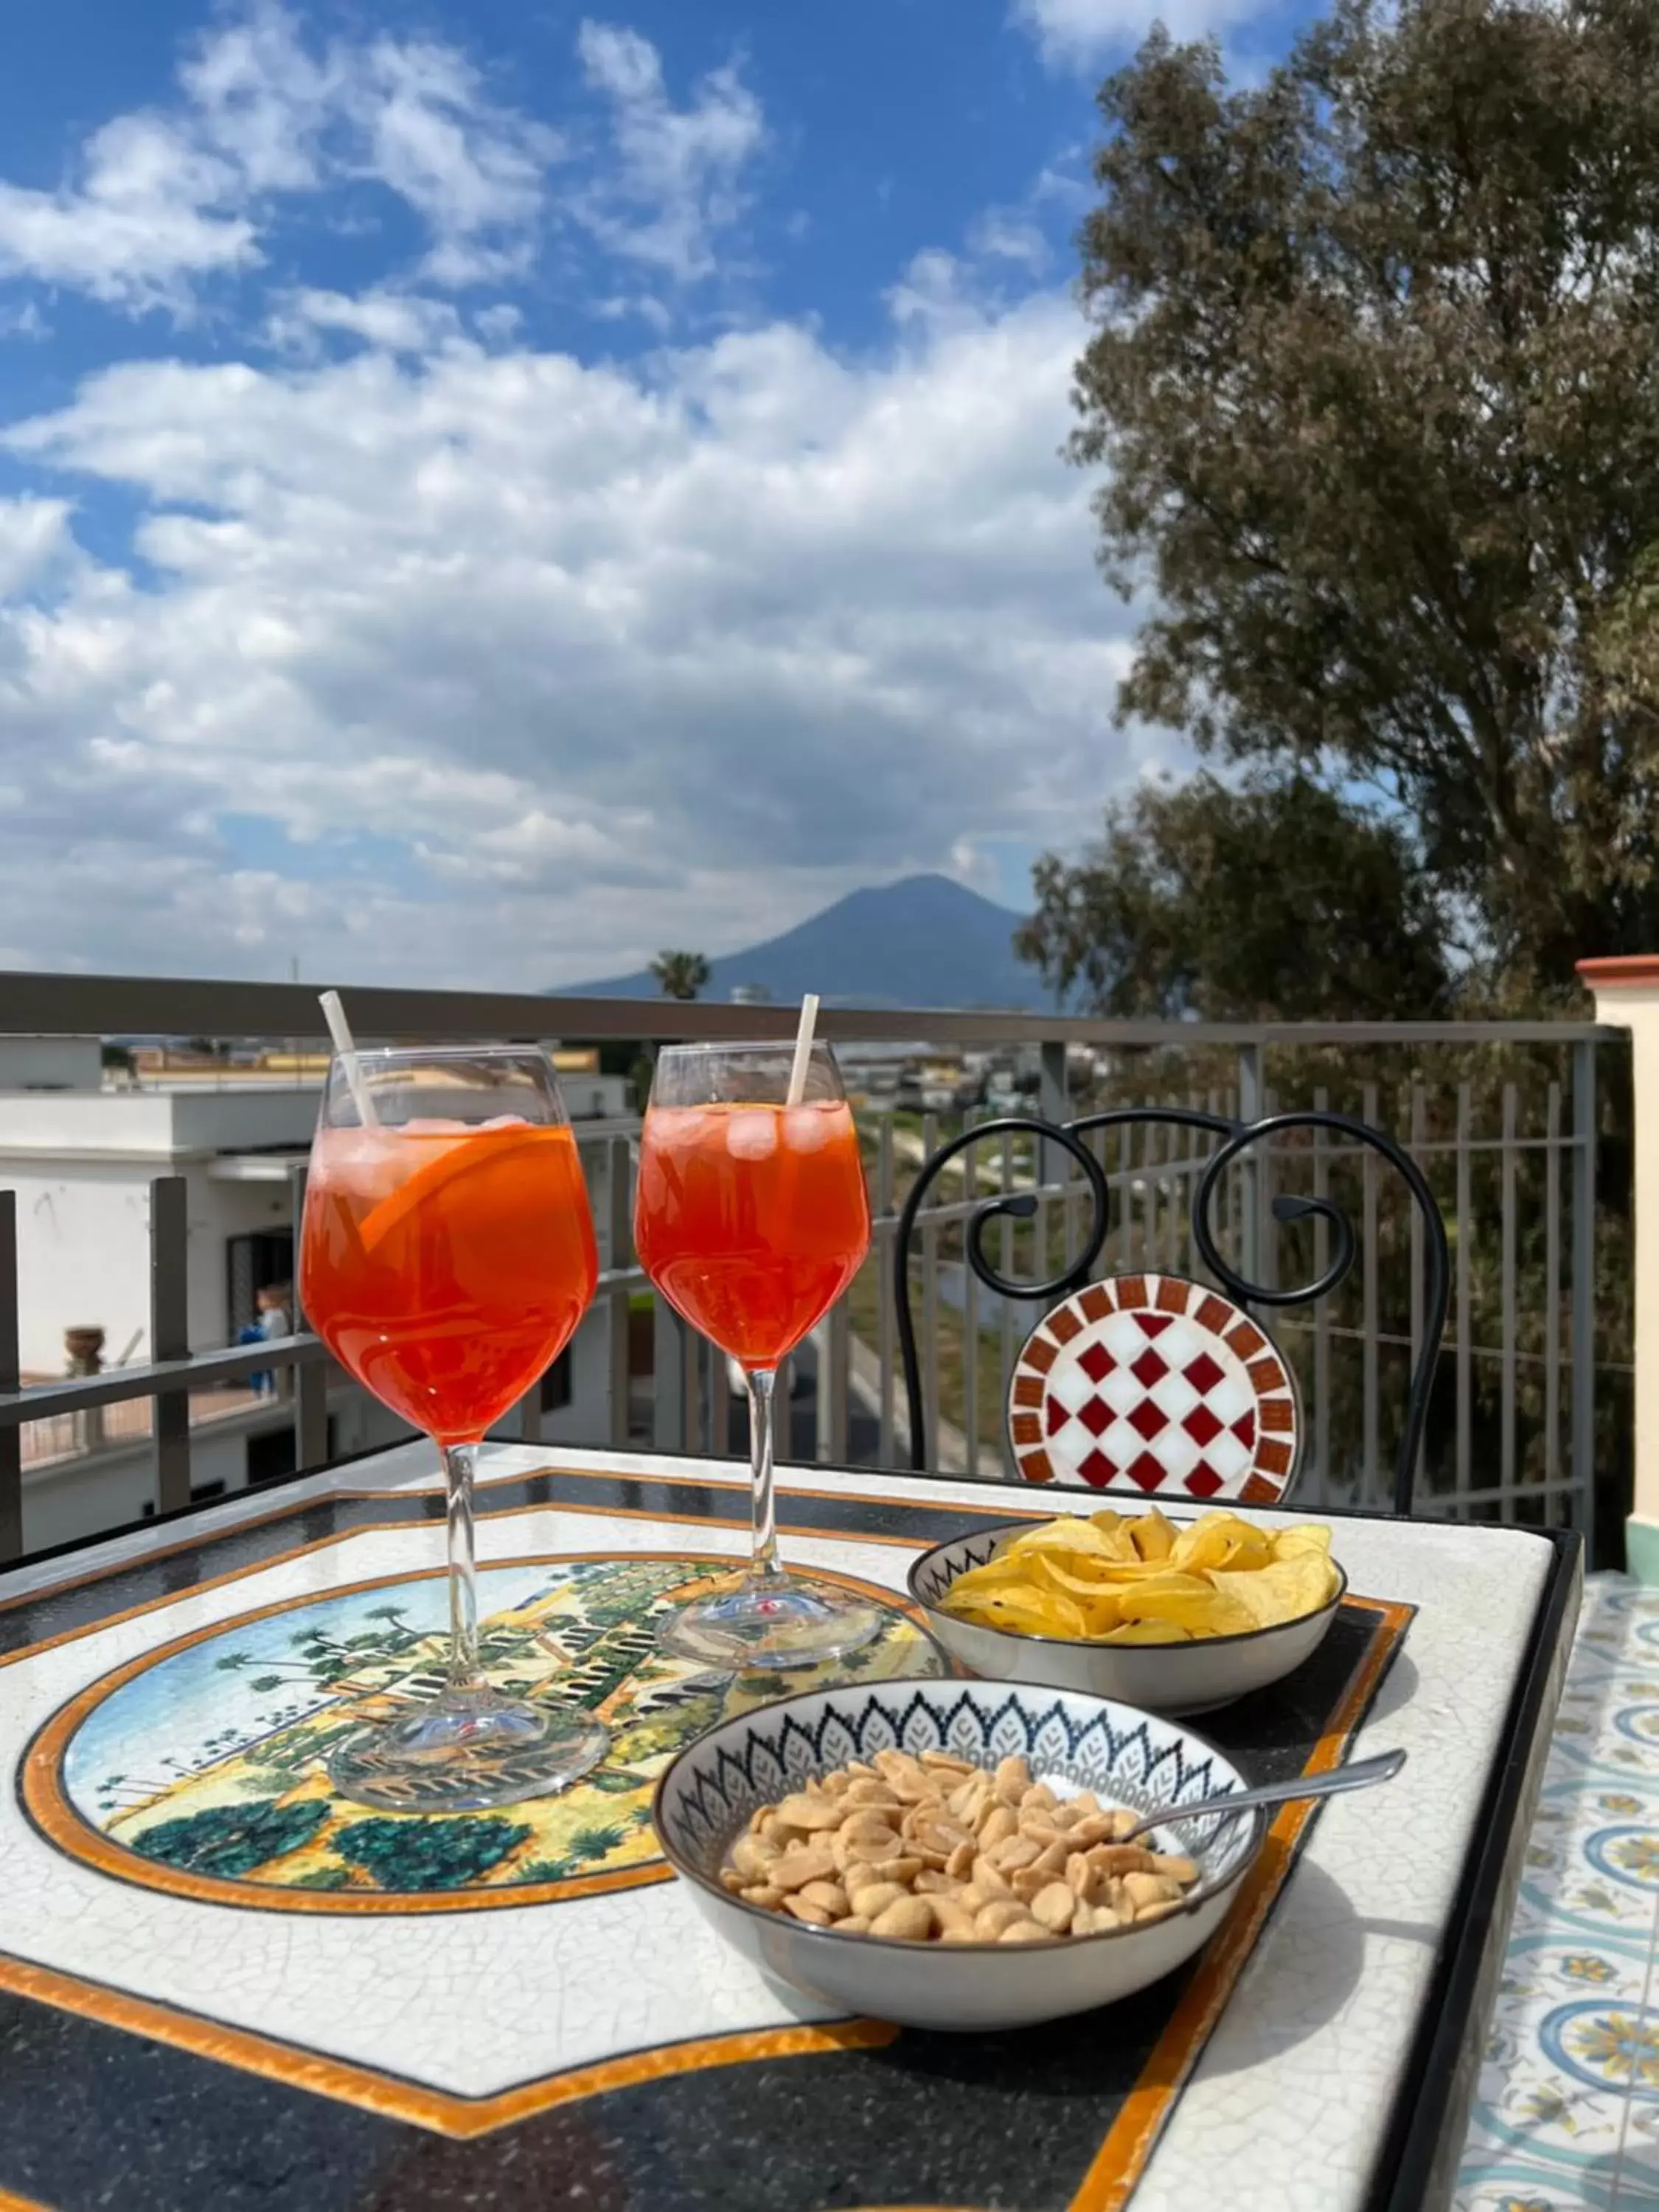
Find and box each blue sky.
[0,0,1292,987]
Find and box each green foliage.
[1019,772,1452,1018]
[1070,0,1659,1001]
[131,1797,329,1878]
[333,1814,533,1891]
[649,950,711,1001]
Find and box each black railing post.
[149,1175,191,1514]
[0,1194,21,1561]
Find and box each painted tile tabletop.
[0,1441,1573,2211]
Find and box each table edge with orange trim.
[0,1437,1580,2212]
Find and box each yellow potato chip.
[1006,1515,1116,1557]
[1116,1582,1259,1638]
[1087,1510,1136,1562]
[1222,1554,1340,1630]
[1172,1511,1272,1575]
[1029,1552,1127,1601]
[1074,1594,1129,1636]
[939,1557,1037,1604]
[1129,1506,1175,1562]
[975,1586,1087,1637]
[1270,1525,1334,1560]
[1098,1618,1192,1645]
[940,1508,1343,1643]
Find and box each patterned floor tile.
[1455,2163,1619,2211]
[1514,1784,1659,1949]
[1459,1575,1659,2212]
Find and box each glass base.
[658,1571,886,1672]
[327,1688,610,1812]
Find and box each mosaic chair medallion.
[894,1105,1450,1517]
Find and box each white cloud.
[1014,0,1264,68]
[0,498,74,599]
[341,37,560,286]
[0,285,1165,986]
[268,288,463,355]
[0,114,256,312]
[968,209,1051,273]
[0,12,1169,985]
[0,3,556,315]
[574,20,767,282]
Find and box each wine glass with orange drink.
[634,1031,886,1669]
[300,1040,608,1809]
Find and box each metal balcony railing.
[0,970,1622,1565]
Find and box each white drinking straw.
[785,992,821,1107]
[319,990,380,1127]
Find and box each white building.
[0,1049,636,1553]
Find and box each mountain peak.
[555,873,1040,1010]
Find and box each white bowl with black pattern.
[907,1522,1346,1717]
[651,1677,1263,2032]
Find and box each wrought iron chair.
[894,1106,1450,1517]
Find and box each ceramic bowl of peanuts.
[652,1679,1263,2031]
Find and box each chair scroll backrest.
[892,1105,1450,1518]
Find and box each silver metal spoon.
[1116,1746,1407,1844]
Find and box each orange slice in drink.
[357,1124,555,1256]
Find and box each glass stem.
[442,1441,481,1689]
[747,1368,784,1585]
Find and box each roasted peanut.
[770,1844,837,1892]
[1122,1871,1186,1911]
[783,1896,832,1926]
[869,1895,934,1941]
[1031,1882,1076,1933]
[845,1878,908,1919]
[1148,1854,1199,1885]
[973,1898,1031,1938]
[993,1756,1031,1806]
[978,1804,1018,1851]
[719,1753,1200,1948]
[998,1919,1053,1944]
[776,1792,844,1833]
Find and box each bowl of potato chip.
[907,1508,1346,1715]
[652,1677,1264,2031]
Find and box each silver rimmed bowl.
[907,1521,1347,1717]
[652,1676,1264,2032]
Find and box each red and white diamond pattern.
[1006,1273,1300,1506]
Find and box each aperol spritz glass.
[300,1044,608,1809]
[634,1040,883,1669]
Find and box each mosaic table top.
[0,1441,1579,2212]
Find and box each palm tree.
[649,950,710,1002]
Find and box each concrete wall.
[1581,958,1658,1579]
[0,1039,102,1091]
[6,1158,302,1370]
[10,1160,156,1372]
[0,1085,319,1161]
